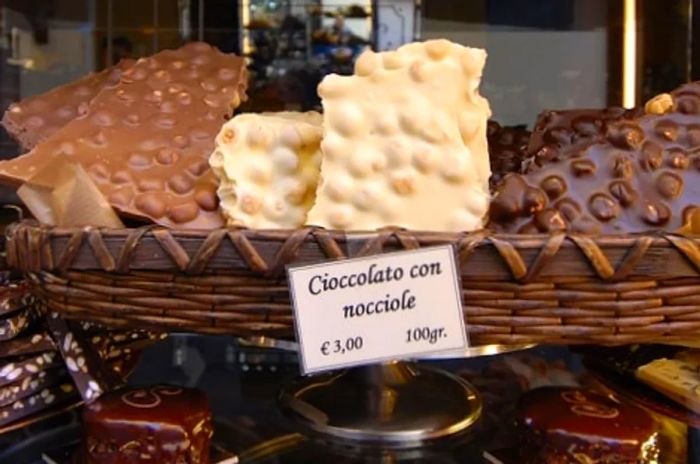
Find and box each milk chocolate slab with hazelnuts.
[1,60,134,151]
[0,42,247,228]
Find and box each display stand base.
[279,362,482,447]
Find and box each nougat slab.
[210,112,323,228]
[0,42,247,228]
[306,40,492,231]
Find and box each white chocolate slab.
[210,112,323,228]
[306,39,492,232]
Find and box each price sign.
[288,245,468,374]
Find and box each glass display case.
[2,1,700,463]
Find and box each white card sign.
[288,245,468,374]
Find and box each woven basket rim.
[6,220,700,282]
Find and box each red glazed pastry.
[517,387,659,464]
[82,385,212,463]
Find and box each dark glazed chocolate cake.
[517,387,659,464]
[82,385,212,464]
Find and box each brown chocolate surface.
[0,382,77,427]
[487,121,531,187]
[83,385,212,464]
[518,387,659,464]
[1,61,133,151]
[0,42,248,229]
[0,366,68,408]
[524,107,642,172]
[0,307,36,341]
[0,351,61,388]
[0,280,33,316]
[489,83,700,233]
[0,332,55,358]
[46,314,124,402]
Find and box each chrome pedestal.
[279,362,482,447]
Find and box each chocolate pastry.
[83,385,212,464]
[1,60,133,151]
[0,42,248,228]
[524,107,642,172]
[517,387,659,464]
[487,121,532,186]
[489,83,700,233]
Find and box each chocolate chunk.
[517,387,659,464]
[0,367,68,408]
[1,60,133,151]
[490,82,700,233]
[525,107,642,172]
[0,281,33,317]
[0,351,61,388]
[83,386,213,464]
[0,332,56,358]
[0,383,77,427]
[46,315,125,403]
[0,308,36,342]
[487,121,532,187]
[0,42,248,229]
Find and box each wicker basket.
[7,220,700,346]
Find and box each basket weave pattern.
[8,221,700,345]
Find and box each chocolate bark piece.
[1,60,133,151]
[517,387,659,464]
[0,332,55,358]
[0,383,77,427]
[0,280,33,317]
[0,42,248,229]
[489,82,700,233]
[46,314,124,402]
[487,121,532,186]
[0,351,61,388]
[0,308,36,341]
[0,366,68,407]
[83,385,212,464]
[524,107,642,172]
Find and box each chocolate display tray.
[7,221,700,345]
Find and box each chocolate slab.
[0,42,248,228]
[0,308,35,342]
[0,383,77,427]
[517,387,659,463]
[0,366,67,407]
[0,332,55,358]
[83,385,212,464]
[488,121,531,187]
[524,107,642,172]
[0,280,33,317]
[489,82,700,233]
[1,60,134,151]
[46,314,124,402]
[0,351,61,388]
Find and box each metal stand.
[278,362,482,447]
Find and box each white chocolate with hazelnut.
[210,112,323,228]
[306,40,492,232]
